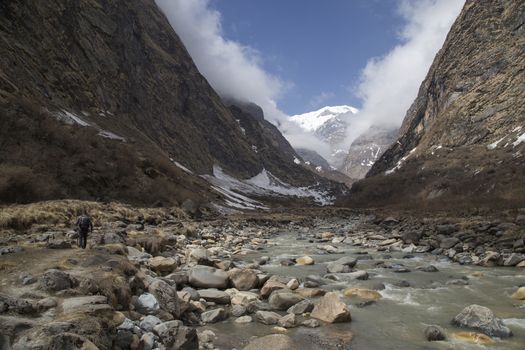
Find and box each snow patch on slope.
[170,159,193,174]
[203,166,334,210]
[385,147,417,175]
[513,132,525,147]
[54,109,126,142]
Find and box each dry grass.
[0,262,16,271]
[0,200,186,230]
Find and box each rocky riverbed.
[1,206,524,349]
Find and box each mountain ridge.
[346,0,525,209]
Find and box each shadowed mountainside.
[0,0,341,205]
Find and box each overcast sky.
[156,0,464,153]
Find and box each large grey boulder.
[139,315,162,332]
[148,279,180,317]
[242,334,298,350]
[188,266,229,289]
[197,289,231,304]
[153,320,198,350]
[201,308,227,323]
[452,304,512,338]
[136,293,160,315]
[255,311,282,325]
[287,299,314,314]
[326,256,357,273]
[268,291,304,310]
[424,325,446,341]
[40,269,74,292]
[187,248,212,266]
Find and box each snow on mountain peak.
[289,105,359,132]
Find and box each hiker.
[76,211,93,249]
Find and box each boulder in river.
[511,287,525,300]
[201,308,227,323]
[326,256,357,273]
[268,291,304,310]
[343,288,382,300]
[278,313,297,328]
[188,265,229,289]
[255,311,282,325]
[452,304,512,338]
[424,325,446,341]
[296,256,315,265]
[242,334,298,350]
[261,279,288,298]
[311,292,351,323]
[287,299,314,314]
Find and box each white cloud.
[309,91,335,109]
[155,0,332,158]
[343,0,465,147]
[155,0,289,124]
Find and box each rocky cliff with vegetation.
[347,0,525,209]
[0,0,338,206]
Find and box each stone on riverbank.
[188,266,229,289]
[198,289,231,304]
[153,320,198,349]
[147,256,177,273]
[228,268,258,291]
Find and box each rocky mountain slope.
[347,0,525,209]
[0,0,340,207]
[340,126,398,180]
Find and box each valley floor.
[0,201,524,349]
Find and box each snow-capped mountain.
[290,105,399,181]
[289,105,358,132]
[290,105,359,167]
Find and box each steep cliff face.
[348,0,525,209]
[0,0,337,205]
[340,126,398,180]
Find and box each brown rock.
[311,292,351,323]
[147,257,177,273]
[228,268,258,291]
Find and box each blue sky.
[210,0,405,115]
[157,0,464,151]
